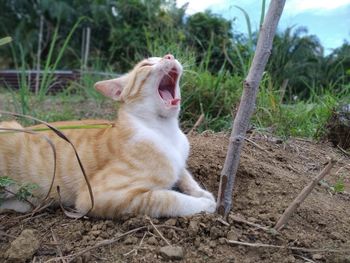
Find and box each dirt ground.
[1,132,350,263]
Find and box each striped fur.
[0,55,216,218]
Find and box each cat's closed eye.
[139,62,153,68]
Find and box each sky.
[177,0,350,54]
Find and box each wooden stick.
[274,159,336,231]
[230,215,273,233]
[244,137,268,152]
[227,239,349,253]
[188,113,205,135]
[216,0,286,218]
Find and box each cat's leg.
[176,169,215,201]
[75,187,216,218]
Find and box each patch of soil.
[1,133,350,262]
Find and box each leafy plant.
[0,36,12,46]
[0,176,38,205]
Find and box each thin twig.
[227,239,349,253]
[274,158,336,231]
[146,216,171,246]
[294,255,317,263]
[230,215,274,233]
[244,137,268,152]
[337,145,350,156]
[44,226,147,263]
[188,113,205,135]
[123,231,147,257]
[0,230,16,239]
[4,199,54,226]
[51,229,67,263]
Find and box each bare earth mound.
[1,133,350,262]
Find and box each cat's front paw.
[195,189,215,202]
[198,198,216,213]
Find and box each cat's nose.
[163,54,174,60]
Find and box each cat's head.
[94,54,183,118]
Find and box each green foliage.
[0,176,38,205]
[252,73,349,139]
[0,36,12,46]
[332,178,345,193]
[0,0,349,140]
[16,183,38,201]
[0,176,15,187]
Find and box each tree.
[185,11,233,72]
[266,27,324,99]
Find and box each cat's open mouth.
[158,68,180,106]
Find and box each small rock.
[82,251,91,262]
[188,220,199,234]
[90,230,101,237]
[165,218,177,226]
[226,229,241,240]
[285,255,296,262]
[210,226,221,239]
[91,224,99,231]
[218,237,226,245]
[159,245,184,260]
[147,236,158,245]
[209,240,216,248]
[312,254,324,260]
[5,229,40,262]
[124,236,138,245]
[330,231,345,242]
[194,237,201,248]
[100,231,110,239]
[71,231,83,240]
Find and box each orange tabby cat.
[0,54,216,218]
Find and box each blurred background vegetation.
[0,0,349,139]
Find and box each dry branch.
[146,216,171,246]
[274,159,336,231]
[227,239,349,253]
[188,113,205,135]
[216,0,286,218]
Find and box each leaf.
[0,176,15,187]
[333,179,345,193]
[16,183,38,201]
[0,36,12,46]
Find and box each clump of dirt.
[326,104,350,149]
[1,133,350,262]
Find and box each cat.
[0,54,216,218]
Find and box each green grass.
[1,62,348,140]
[1,2,348,139]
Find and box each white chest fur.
[129,114,189,178]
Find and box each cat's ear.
[94,74,129,101]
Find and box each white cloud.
[176,0,225,14]
[285,0,350,14]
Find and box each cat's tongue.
[159,89,180,106]
[159,89,173,101]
